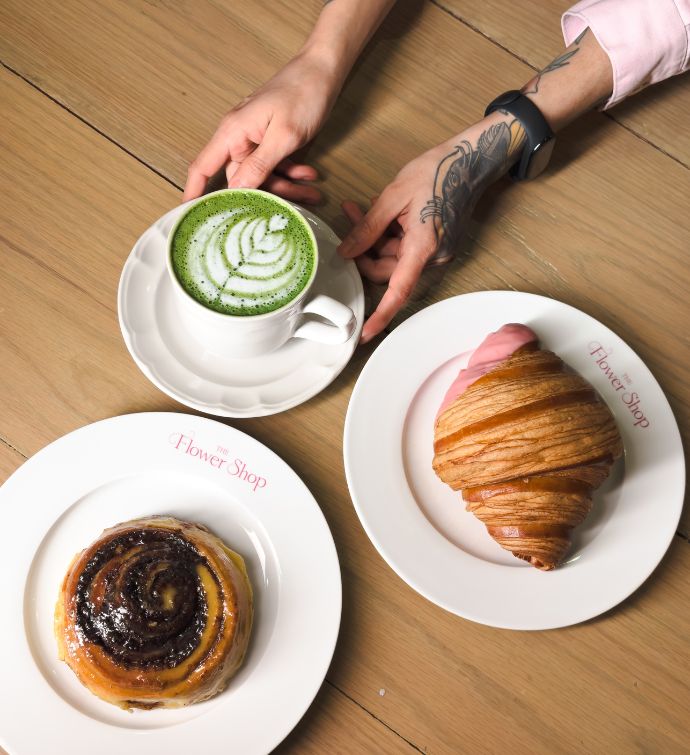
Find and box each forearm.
[521,28,613,132]
[300,0,396,89]
[422,30,612,265]
[563,0,690,110]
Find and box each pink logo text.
[169,432,268,492]
[588,342,649,428]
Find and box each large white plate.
[0,413,341,754]
[344,291,684,630]
[118,203,364,418]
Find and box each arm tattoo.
[421,119,526,264]
[522,27,588,95]
[573,27,589,45]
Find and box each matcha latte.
[171,191,316,316]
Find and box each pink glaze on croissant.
[437,323,537,417]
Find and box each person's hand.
[338,112,525,343]
[183,49,341,204]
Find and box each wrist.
[421,113,526,266]
[301,0,396,92]
[445,111,524,185]
[298,37,351,92]
[520,29,613,132]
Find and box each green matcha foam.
[171,191,316,316]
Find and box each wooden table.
[1,1,688,752]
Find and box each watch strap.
[484,91,554,179]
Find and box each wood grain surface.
[1,1,688,753]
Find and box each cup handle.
[293,294,357,345]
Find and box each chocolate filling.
[75,528,218,669]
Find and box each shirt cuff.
[562,0,689,109]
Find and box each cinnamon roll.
[55,516,253,709]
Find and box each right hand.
[338,111,524,343]
[183,49,340,204]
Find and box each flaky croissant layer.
[433,340,623,570]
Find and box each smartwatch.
[484,90,555,180]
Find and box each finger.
[225,160,241,187]
[360,235,431,343]
[341,200,364,225]
[338,192,401,259]
[341,200,398,255]
[375,236,401,258]
[184,136,231,201]
[355,254,397,284]
[229,122,297,190]
[388,218,404,238]
[262,175,323,204]
[275,158,319,181]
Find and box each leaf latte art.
[55,516,253,709]
[172,191,316,315]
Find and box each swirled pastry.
[433,324,623,570]
[55,516,253,709]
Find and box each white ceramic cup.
[166,189,356,359]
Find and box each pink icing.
[437,323,537,417]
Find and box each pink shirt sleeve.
[562,0,690,108]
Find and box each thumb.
[228,123,292,190]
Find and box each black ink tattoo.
[573,27,589,45]
[522,27,589,95]
[421,119,526,264]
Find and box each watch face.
[525,137,556,180]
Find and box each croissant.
[55,516,253,709]
[433,324,623,570]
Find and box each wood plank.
[0,3,687,539]
[332,536,690,755]
[0,0,337,190]
[2,68,689,754]
[0,442,25,484]
[276,682,415,754]
[433,0,690,166]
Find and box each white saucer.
[118,203,364,417]
[344,291,685,630]
[0,413,341,755]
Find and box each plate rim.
[117,203,364,418]
[343,290,685,630]
[0,412,342,755]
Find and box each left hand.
[338,112,523,343]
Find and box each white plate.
[344,291,684,630]
[118,203,364,417]
[0,413,341,755]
